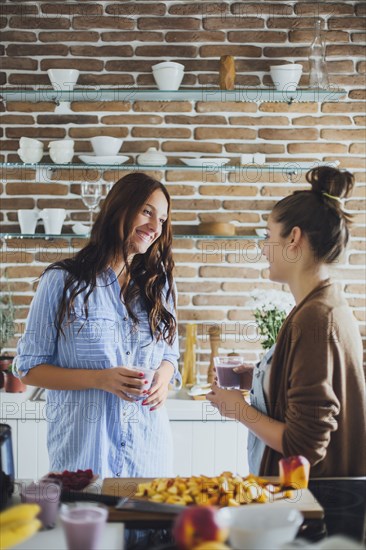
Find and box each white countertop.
[0,387,227,422]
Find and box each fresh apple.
[173,505,228,550]
[193,543,230,550]
[279,455,310,489]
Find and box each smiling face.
[262,215,291,283]
[127,188,168,255]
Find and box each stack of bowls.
[152,62,185,91]
[18,137,44,163]
[49,139,74,164]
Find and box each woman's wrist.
[157,361,175,382]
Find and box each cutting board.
[101,477,324,522]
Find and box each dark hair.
[44,172,176,344]
[272,166,354,263]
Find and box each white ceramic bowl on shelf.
[270,63,303,91]
[152,62,185,91]
[90,136,123,156]
[47,69,80,91]
[217,505,303,550]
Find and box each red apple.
[279,455,310,489]
[173,505,228,550]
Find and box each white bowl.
[47,69,80,91]
[18,148,43,163]
[19,137,44,149]
[152,61,185,71]
[152,67,184,91]
[255,228,267,238]
[270,64,303,91]
[90,136,123,156]
[217,505,303,550]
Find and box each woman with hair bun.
[208,166,366,477]
[15,172,181,478]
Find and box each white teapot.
[137,147,167,166]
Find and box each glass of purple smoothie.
[60,502,108,550]
[125,365,156,400]
[20,478,61,530]
[214,356,244,389]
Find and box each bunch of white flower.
[248,289,295,350]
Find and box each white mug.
[40,208,66,234]
[18,209,39,234]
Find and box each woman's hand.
[99,366,149,401]
[206,382,247,421]
[141,361,174,411]
[233,363,254,390]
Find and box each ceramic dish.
[180,157,230,167]
[255,228,267,238]
[72,223,90,235]
[78,155,129,165]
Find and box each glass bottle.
[309,18,329,89]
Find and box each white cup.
[49,149,74,164]
[253,153,266,164]
[270,63,303,91]
[18,148,43,163]
[49,139,74,150]
[18,209,39,234]
[241,154,253,164]
[40,208,66,234]
[19,137,44,149]
[47,69,80,91]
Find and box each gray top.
[247,345,276,475]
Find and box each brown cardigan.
[260,280,366,477]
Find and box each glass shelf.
[0,87,346,104]
[0,161,339,175]
[0,233,261,241]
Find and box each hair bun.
[306,166,354,200]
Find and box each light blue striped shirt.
[15,268,181,479]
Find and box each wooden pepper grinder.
[207,325,221,384]
[219,55,236,90]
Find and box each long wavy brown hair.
[44,172,176,345]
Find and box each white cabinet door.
[171,420,249,477]
[17,420,48,479]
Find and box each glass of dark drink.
[214,356,244,389]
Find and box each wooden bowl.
[197,222,236,236]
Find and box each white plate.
[78,154,130,165]
[180,157,230,167]
[255,228,267,238]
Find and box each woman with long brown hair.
[15,172,181,478]
[208,166,366,477]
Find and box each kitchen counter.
[0,387,222,422]
[1,387,249,478]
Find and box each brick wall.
[1,1,365,365]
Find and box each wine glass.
[80,182,102,232]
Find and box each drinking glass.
[80,182,102,231]
[214,356,242,389]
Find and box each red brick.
[322,102,366,113]
[39,31,99,42]
[68,127,128,139]
[289,30,349,43]
[288,143,348,154]
[165,31,225,42]
[229,116,289,126]
[6,183,68,196]
[228,31,287,43]
[267,17,315,28]
[321,129,366,140]
[101,114,163,125]
[1,115,34,125]
[295,2,354,16]
[203,17,264,30]
[72,16,134,30]
[225,144,285,154]
[326,45,366,56]
[101,31,163,42]
[0,30,37,41]
[196,102,257,113]
[164,115,227,125]
[292,115,352,126]
[40,59,103,71]
[134,101,192,113]
[200,45,261,57]
[349,90,366,100]
[135,45,197,57]
[138,17,200,30]
[37,115,98,125]
[329,17,365,30]
[78,74,134,86]
[6,127,66,139]
[6,44,68,56]
[263,46,309,57]
[351,32,366,43]
[195,127,256,140]
[105,3,166,16]
[169,3,229,16]
[259,129,318,140]
[9,16,71,29]
[1,58,37,70]
[132,128,191,139]
[232,3,293,16]
[70,45,133,57]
